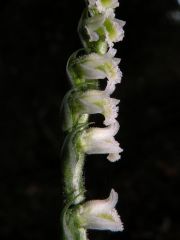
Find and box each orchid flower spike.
[88,0,119,13]
[68,50,122,95]
[79,120,123,162]
[76,189,124,232]
[62,0,126,238]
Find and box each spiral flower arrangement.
[61,0,125,239]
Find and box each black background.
[1,0,180,240]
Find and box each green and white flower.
[79,120,123,162]
[77,90,119,126]
[80,52,122,94]
[76,188,124,231]
[85,9,125,47]
[63,89,119,130]
[68,51,122,94]
[88,0,119,13]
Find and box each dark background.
[1,0,180,240]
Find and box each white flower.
[88,0,119,13]
[79,120,123,162]
[79,52,122,95]
[63,89,119,130]
[85,9,125,47]
[77,90,119,126]
[77,189,124,232]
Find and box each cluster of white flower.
[62,0,125,239]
